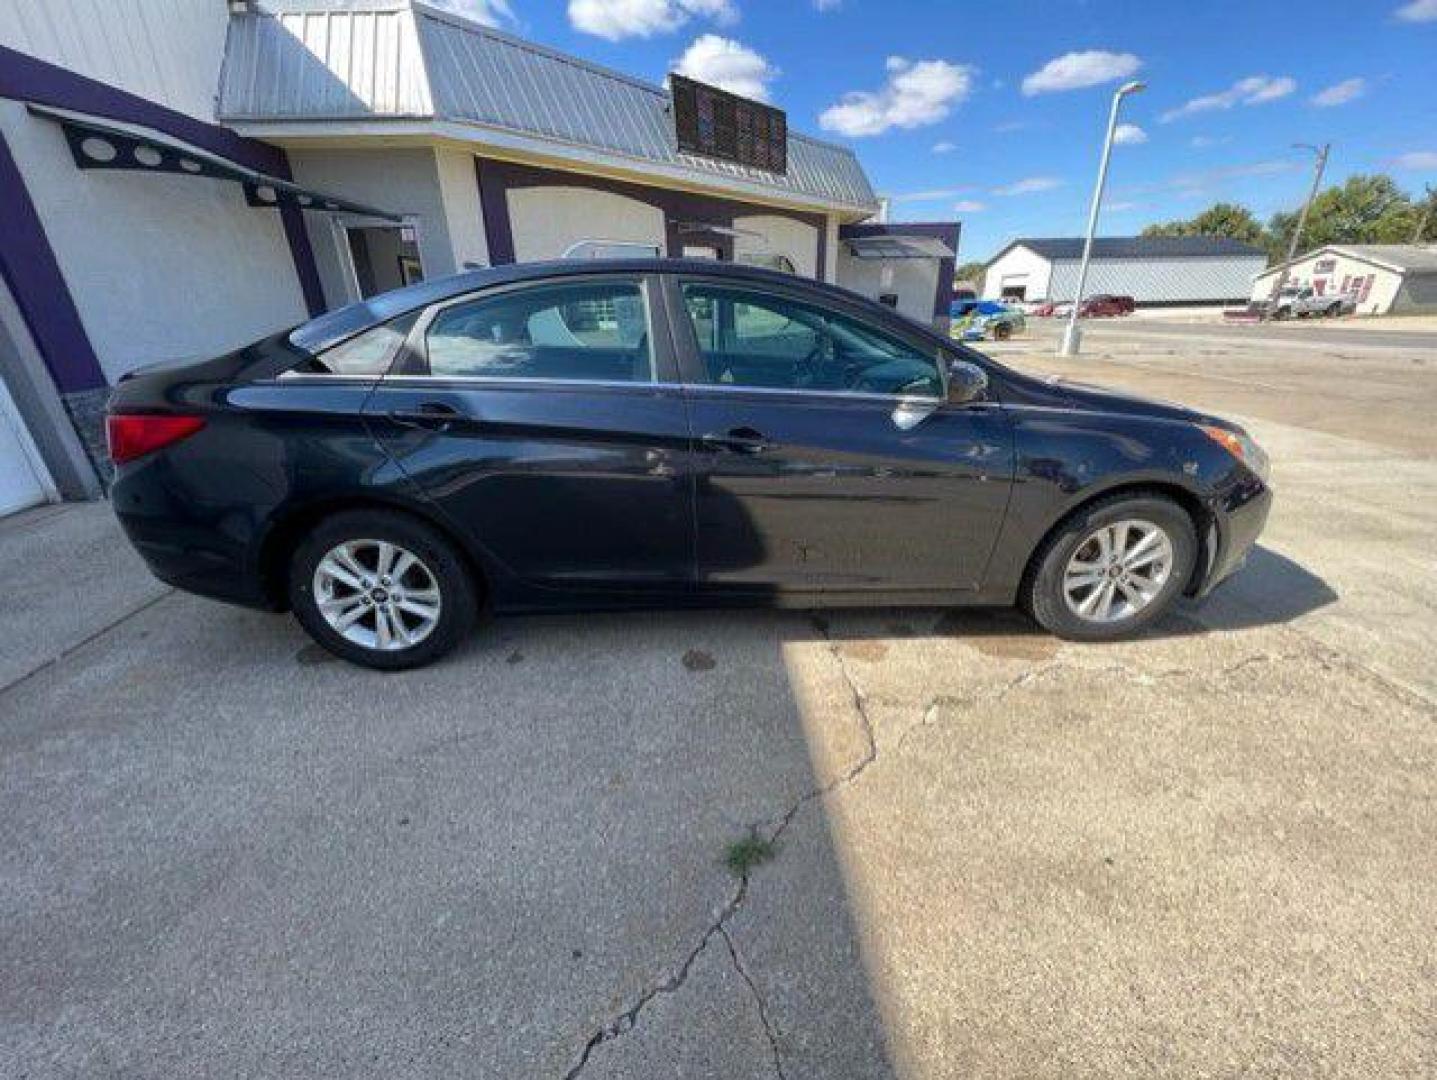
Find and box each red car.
[1078,294,1136,317]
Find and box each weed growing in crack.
[725,831,777,877]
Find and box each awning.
[845,235,956,259]
[27,105,401,221]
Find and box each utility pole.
[1412,185,1433,244]
[1059,79,1146,357]
[1271,142,1329,297]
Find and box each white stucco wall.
[0,101,307,384]
[507,185,665,262]
[288,148,456,308]
[1,0,229,122]
[733,214,818,278]
[823,215,839,283]
[835,251,940,325]
[436,147,488,269]
[982,245,1052,301]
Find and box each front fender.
[977,407,1246,599]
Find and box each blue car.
[950,299,1026,341]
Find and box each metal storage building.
[982,236,1268,306]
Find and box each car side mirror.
[946,359,989,405]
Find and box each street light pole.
[1271,142,1329,298]
[1060,79,1146,357]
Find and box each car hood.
[1001,367,1234,429]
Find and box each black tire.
[1022,493,1197,641]
[289,509,478,670]
[992,321,1014,341]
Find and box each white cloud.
[1113,123,1147,145]
[1389,151,1437,170]
[1311,77,1366,107]
[953,200,986,213]
[814,0,842,9]
[993,176,1063,196]
[427,0,515,25]
[819,57,974,137]
[932,140,957,154]
[1395,0,1437,21]
[993,120,1030,133]
[1189,134,1230,149]
[1021,50,1141,96]
[890,187,974,203]
[672,35,777,101]
[569,0,736,42]
[1160,75,1297,122]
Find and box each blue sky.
[442,0,1437,260]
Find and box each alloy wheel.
[1062,519,1174,624]
[312,539,442,651]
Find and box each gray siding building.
[982,236,1268,306]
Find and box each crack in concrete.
[562,614,878,1079]
[893,650,1321,755]
[720,924,787,1080]
[562,877,749,1079]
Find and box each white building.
[0,0,958,514]
[1250,245,1437,315]
[982,236,1268,306]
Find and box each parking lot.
[3,321,1434,1078]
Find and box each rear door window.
[422,280,654,383]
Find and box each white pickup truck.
[1268,285,1355,319]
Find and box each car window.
[297,311,419,376]
[680,283,943,397]
[424,280,653,382]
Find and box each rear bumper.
[111,468,278,611]
[1194,476,1272,598]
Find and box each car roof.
[290,258,869,354]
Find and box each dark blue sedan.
[107,260,1270,669]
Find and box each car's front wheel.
[1023,494,1197,641]
[289,509,478,670]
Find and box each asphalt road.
[2,324,1434,1078]
[1029,314,1437,353]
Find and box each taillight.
[106,413,206,465]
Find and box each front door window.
[679,282,943,397]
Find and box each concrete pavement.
[2,323,1434,1078]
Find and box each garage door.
[0,377,51,516]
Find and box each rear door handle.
[388,402,462,431]
[700,427,772,455]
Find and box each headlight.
[1199,424,1269,482]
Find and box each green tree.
[953,260,987,287]
[1142,202,1267,247]
[1268,174,1417,258]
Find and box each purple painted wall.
[0,44,325,401]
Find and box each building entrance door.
[333,216,424,301]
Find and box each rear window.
[290,312,418,376]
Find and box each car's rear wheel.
[992,321,1013,341]
[289,509,477,670]
[1023,494,1197,641]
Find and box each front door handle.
[388,402,462,431]
[700,427,772,455]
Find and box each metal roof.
[995,236,1267,262]
[1257,244,1437,277]
[218,1,878,213]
